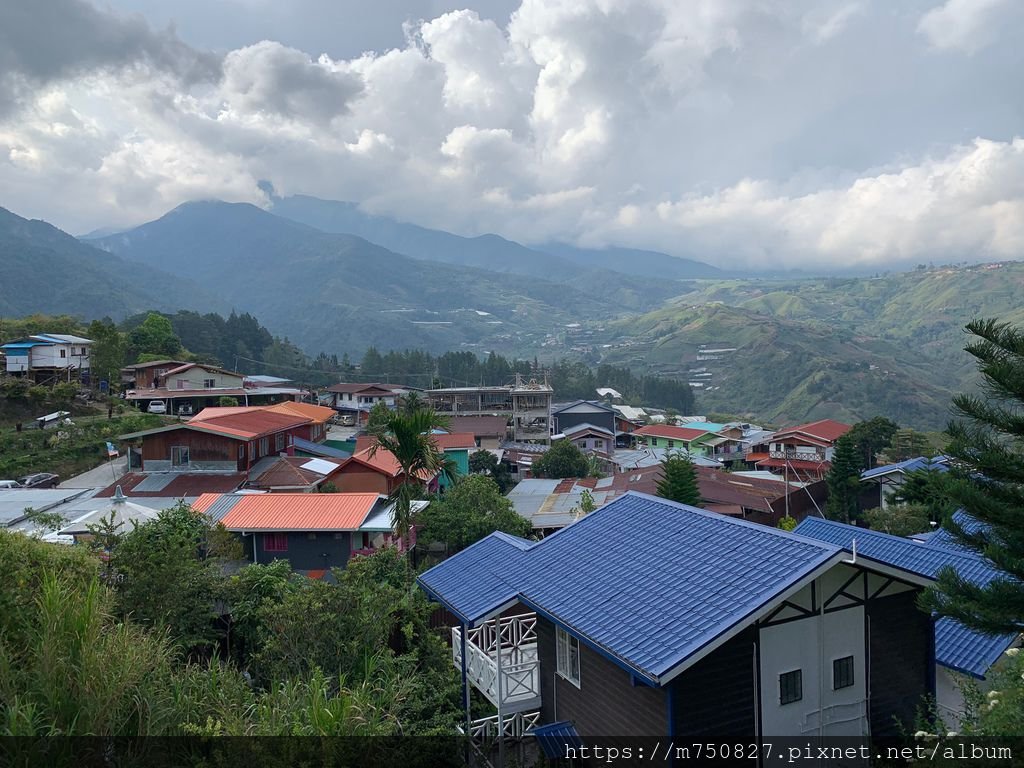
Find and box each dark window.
[833,656,855,690]
[667,440,675,448]
[60,349,66,358]
[779,669,802,705]
[275,433,286,451]
[264,533,288,552]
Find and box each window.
[177,380,186,389]
[667,440,675,448]
[258,437,269,456]
[833,656,855,690]
[779,669,802,705]
[171,446,190,467]
[203,378,216,388]
[238,444,245,459]
[275,433,286,452]
[264,533,288,552]
[60,349,67,358]
[556,627,581,687]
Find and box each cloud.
[0,0,1021,269]
[0,0,220,115]
[917,0,1015,54]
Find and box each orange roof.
[191,493,221,514]
[218,492,382,531]
[773,419,851,444]
[191,406,262,422]
[431,432,477,450]
[633,424,710,442]
[189,409,310,440]
[266,401,336,424]
[343,447,436,481]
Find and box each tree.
[367,408,451,551]
[531,439,589,479]
[886,468,956,521]
[921,319,1024,635]
[417,475,531,555]
[863,504,932,537]
[366,401,391,432]
[468,449,513,493]
[655,451,702,507]
[845,416,899,469]
[824,434,863,524]
[87,318,127,388]
[885,428,934,462]
[128,313,183,360]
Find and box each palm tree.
[368,406,453,555]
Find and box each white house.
[1,334,93,376]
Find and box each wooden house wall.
[140,429,243,471]
[536,617,667,739]
[332,464,394,495]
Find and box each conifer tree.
[824,434,863,524]
[921,319,1024,635]
[656,452,702,507]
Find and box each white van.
[147,400,167,414]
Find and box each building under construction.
[426,374,553,444]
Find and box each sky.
[0,0,1021,269]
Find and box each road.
[58,458,127,489]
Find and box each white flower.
[1005,647,1020,657]
[988,699,1000,710]
[987,690,1002,699]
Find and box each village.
[0,327,1014,765]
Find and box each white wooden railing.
[457,710,541,744]
[452,613,541,710]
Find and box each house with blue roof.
[418,491,940,747]
[859,456,949,510]
[795,515,1019,727]
[1,333,92,379]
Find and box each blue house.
[795,515,1019,727]
[418,492,939,748]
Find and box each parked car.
[177,402,194,416]
[18,473,60,489]
[338,414,356,426]
[147,400,167,414]
[0,480,22,489]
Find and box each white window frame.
[555,626,581,688]
[203,378,216,388]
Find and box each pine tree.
[824,434,863,524]
[656,452,702,507]
[920,319,1024,635]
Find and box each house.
[1,334,93,379]
[242,375,309,403]
[125,362,249,415]
[119,409,313,472]
[747,419,852,481]
[192,402,336,443]
[608,446,719,473]
[352,432,475,489]
[859,456,949,511]
[795,515,1019,728]
[324,383,414,415]
[120,359,188,389]
[695,466,827,526]
[446,415,510,449]
[419,492,936,745]
[330,446,440,495]
[246,455,344,492]
[428,374,554,444]
[194,492,420,572]
[551,400,616,438]
[632,424,713,455]
[557,423,616,456]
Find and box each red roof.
[189,409,311,440]
[217,492,382,531]
[96,472,245,497]
[430,432,476,450]
[342,447,436,481]
[326,382,397,395]
[774,419,851,444]
[248,456,341,488]
[633,424,710,442]
[756,458,831,472]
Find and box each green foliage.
[109,503,235,651]
[128,312,183,360]
[418,474,531,555]
[655,451,702,507]
[468,449,514,493]
[863,504,933,537]
[777,516,798,531]
[86,318,127,386]
[531,439,589,479]
[575,488,597,517]
[218,396,239,407]
[366,400,392,432]
[885,428,935,462]
[921,319,1024,636]
[846,416,900,468]
[824,434,863,524]
[886,469,957,521]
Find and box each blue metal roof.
[419,492,843,684]
[1,340,50,350]
[795,516,1016,678]
[681,421,727,432]
[861,456,948,480]
[292,437,351,459]
[527,721,583,757]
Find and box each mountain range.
[2,195,1021,430]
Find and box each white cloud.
[918,0,1014,54]
[0,0,1021,268]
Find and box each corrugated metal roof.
[266,401,337,423]
[774,419,851,443]
[420,492,843,683]
[794,516,1016,678]
[190,409,310,439]
[213,492,382,531]
[293,437,351,458]
[861,456,949,480]
[633,424,710,441]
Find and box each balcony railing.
[457,710,541,744]
[768,449,826,463]
[452,613,541,713]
